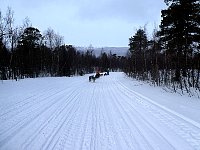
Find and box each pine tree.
[129,28,148,77]
[160,0,200,91]
[17,27,42,77]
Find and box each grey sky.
[1,0,166,47]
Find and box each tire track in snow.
[33,79,87,150]
[40,90,83,150]
[0,79,63,113]
[48,97,86,150]
[111,82,178,149]
[117,77,200,150]
[0,79,84,119]
[0,81,85,149]
[90,83,115,150]
[78,87,96,150]
[83,86,99,150]
[21,86,83,150]
[104,79,159,150]
[0,79,85,125]
[0,87,70,137]
[0,87,59,123]
[99,79,132,150]
[54,85,96,150]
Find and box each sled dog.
[89,75,96,82]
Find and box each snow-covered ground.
[0,72,200,150]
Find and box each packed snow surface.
[0,72,200,150]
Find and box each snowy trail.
[0,73,200,150]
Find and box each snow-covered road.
[0,72,200,150]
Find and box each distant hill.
[76,47,129,56]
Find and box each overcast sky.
[1,0,166,47]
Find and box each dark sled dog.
[89,75,96,82]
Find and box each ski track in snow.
[0,73,200,150]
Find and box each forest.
[126,0,200,95]
[0,0,200,95]
[0,8,126,79]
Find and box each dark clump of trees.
[125,0,200,95]
[0,7,126,80]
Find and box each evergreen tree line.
[1,1,200,95]
[125,0,200,94]
[0,8,126,80]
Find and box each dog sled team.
[89,68,109,82]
